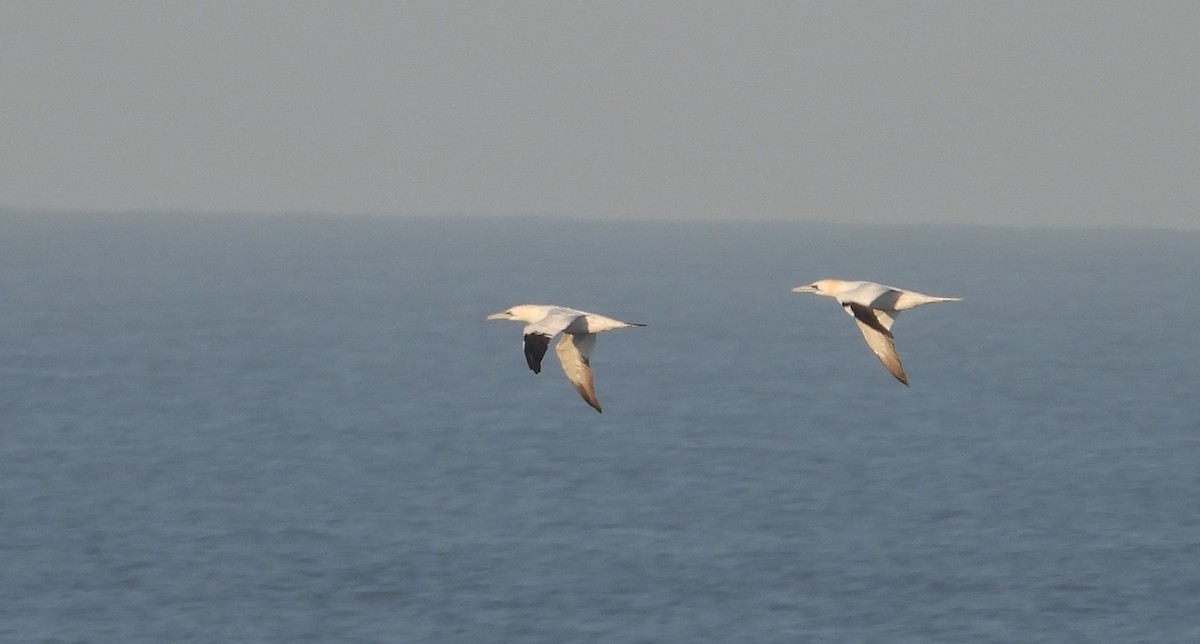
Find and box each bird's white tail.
[895,292,961,310]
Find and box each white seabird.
[486,304,645,412]
[791,279,961,386]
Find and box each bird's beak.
[486,312,510,320]
[791,285,817,294]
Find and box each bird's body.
[487,304,644,412]
[791,279,960,385]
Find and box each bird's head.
[791,279,842,297]
[486,304,543,323]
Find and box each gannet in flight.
[487,305,645,412]
[791,280,960,386]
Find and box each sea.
[1,211,1198,643]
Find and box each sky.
[2,1,1197,229]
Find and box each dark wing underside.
[845,302,892,338]
[523,332,553,373]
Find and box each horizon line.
[1,206,1196,234]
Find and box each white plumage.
[487,304,645,412]
[791,279,960,385]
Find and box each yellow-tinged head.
[790,279,845,297]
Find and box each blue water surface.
[1,212,1198,642]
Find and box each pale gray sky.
[2,1,1197,228]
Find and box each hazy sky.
[2,2,1197,228]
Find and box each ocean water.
[1,211,1198,643]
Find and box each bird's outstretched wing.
[845,303,908,386]
[555,332,601,412]
[522,333,551,373]
[522,310,582,374]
